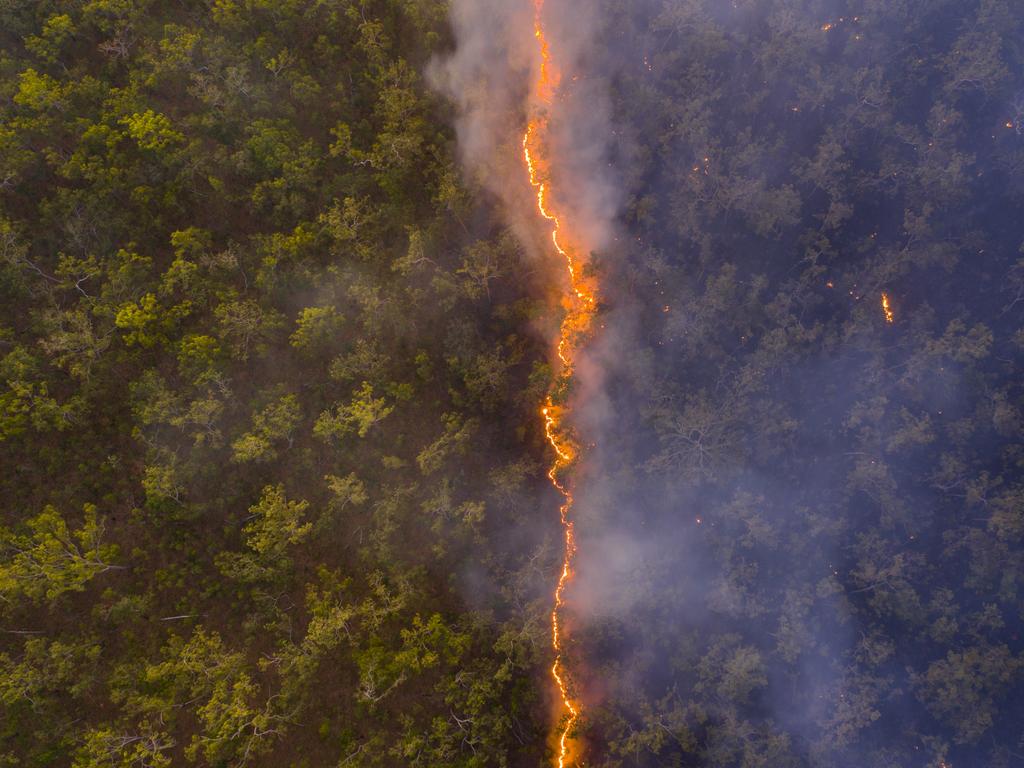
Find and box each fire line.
[522,1,599,765]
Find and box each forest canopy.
[2,1,1024,768]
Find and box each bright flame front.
[523,2,599,765]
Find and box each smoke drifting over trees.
[572,2,1024,767]
[442,0,1024,765]
[430,0,620,259]
[1,1,1023,767]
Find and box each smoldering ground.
[435,0,1024,765]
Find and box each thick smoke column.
[432,0,621,764]
[430,0,619,259]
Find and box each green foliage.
[0,346,81,438]
[0,505,118,605]
[176,334,222,381]
[0,636,101,708]
[289,306,343,354]
[115,294,164,348]
[13,68,65,111]
[136,629,282,764]
[913,646,1023,743]
[314,382,394,440]
[0,0,548,761]
[231,394,301,463]
[120,111,184,153]
[214,299,284,360]
[73,724,174,768]
[217,485,310,584]
[24,14,75,64]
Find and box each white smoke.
[429,0,621,257]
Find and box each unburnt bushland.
[0,2,555,766]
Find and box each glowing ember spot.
[523,1,599,765]
[881,292,894,323]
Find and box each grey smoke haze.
[427,0,531,193]
[431,0,630,630]
[437,0,1024,766]
[429,0,621,258]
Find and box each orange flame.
[523,1,599,766]
[881,292,894,323]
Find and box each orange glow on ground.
[881,292,894,323]
[523,1,599,765]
